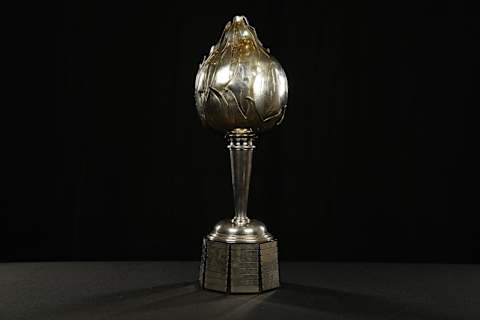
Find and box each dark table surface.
[1,261,479,320]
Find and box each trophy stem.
[200,127,280,293]
[227,128,256,226]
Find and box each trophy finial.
[194,16,288,133]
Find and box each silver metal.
[228,129,254,226]
[195,15,287,293]
[195,15,288,133]
[207,219,273,243]
[206,128,273,243]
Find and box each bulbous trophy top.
[194,16,288,133]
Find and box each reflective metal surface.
[195,16,288,133]
[204,128,274,243]
[195,16,288,245]
[227,128,254,226]
[195,16,286,292]
[207,219,273,243]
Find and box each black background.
[43,1,478,263]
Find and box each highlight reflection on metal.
[195,15,288,132]
[195,16,287,293]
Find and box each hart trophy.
[194,16,288,293]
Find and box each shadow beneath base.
[33,281,463,320]
[112,282,458,320]
[261,283,461,320]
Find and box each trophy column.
[229,129,254,227]
[199,129,280,293]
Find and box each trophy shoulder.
[207,219,274,243]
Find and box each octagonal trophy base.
[199,218,280,293]
[199,238,279,293]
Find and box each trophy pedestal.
[199,238,279,293]
[196,129,281,294]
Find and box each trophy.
[195,16,288,293]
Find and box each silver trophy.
[194,16,288,293]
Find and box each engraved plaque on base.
[199,239,279,293]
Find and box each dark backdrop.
[46,1,478,263]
